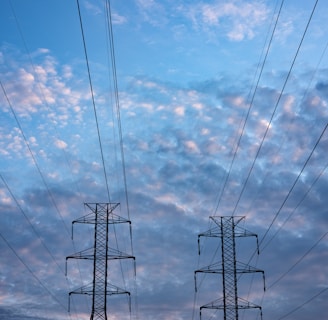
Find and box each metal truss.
[66,203,134,320]
[195,216,265,320]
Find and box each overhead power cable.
[243,32,328,234]
[105,0,131,222]
[261,159,328,251]
[1,78,86,315]
[231,0,319,217]
[244,121,328,272]
[76,0,111,202]
[0,232,70,318]
[0,80,70,237]
[277,286,328,320]
[8,0,83,201]
[0,173,64,274]
[76,0,136,315]
[259,122,327,247]
[213,0,285,215]
[268,231,328,290]
[104,1,139,319]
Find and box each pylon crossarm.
[72,212,95,225]
[200,297,225,310]
[84,202,120,212]
[73,202,122,225]
[199,297,262,316]
[210,215,245,228]
[194,262,222,292]
[106,283,130,296]
[67,247,94,260]
[72,213,130,225]
[66,247,134,260]
[198,226,221,254]
[107,247,135,260]
[69,283,93,295]
[65,248,94,276]
[68,285,93,313]
[236,261,266,291]
[195,261,222,274]
[237,297,262,310]
[107,212,131,224]
[198,226,221,238]
[234,226,258,238]
[234,226,260,253]
[236,261,263,273]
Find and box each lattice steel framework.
[66,203,135,320]
[195,216,265,320]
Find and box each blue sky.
[1,0,328,319]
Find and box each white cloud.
[136,0,167,26]
[112,12,127,25]
[62,64,73,79]
[184,0,269,41]
[192,102,204,110]
[28,136,38,146]
[54,139,67,149]
[0,189,12,205]
[174,106,185,116]
[184,140,200,153]
[84,1,102,15]
[282,94,296,115]
[201,128,210,135]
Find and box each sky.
[0,0,328,319]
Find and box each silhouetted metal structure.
[195,216,265,320]
[66,202,135,320]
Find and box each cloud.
[136,0,168,27]
[54,139,67,149]
[83,1,102,16]
[1,3,328,316]
[182,0,269,41]
[111,12,128,25]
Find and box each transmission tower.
[195,216,265,320]
[66,202,135,320]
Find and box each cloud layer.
[1,1,328,320]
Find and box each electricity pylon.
[66,202,135,320]
[195,216,265,320]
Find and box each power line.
[243,121,328,275]
[105,0,131,222]
[75,2,134,319]
[8,0,83,201]
[0,172,81,319]
[237,3,327,305]
[259,122,327,247]
[268,232,327,290]
[76,0,111,203]
[0,173,64,274]
[0,79,71,237]
[104,1,139,319]
[243,36,328,233]
[261,159,328,251]
[277,286,328,320]
[231,0,319,217]
[213,0,285,215]
[0,231,70,317]
[1,77,87,313]
[249,229,327,320]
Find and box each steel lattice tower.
[66,203,135,320]
[195,216,265,320]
